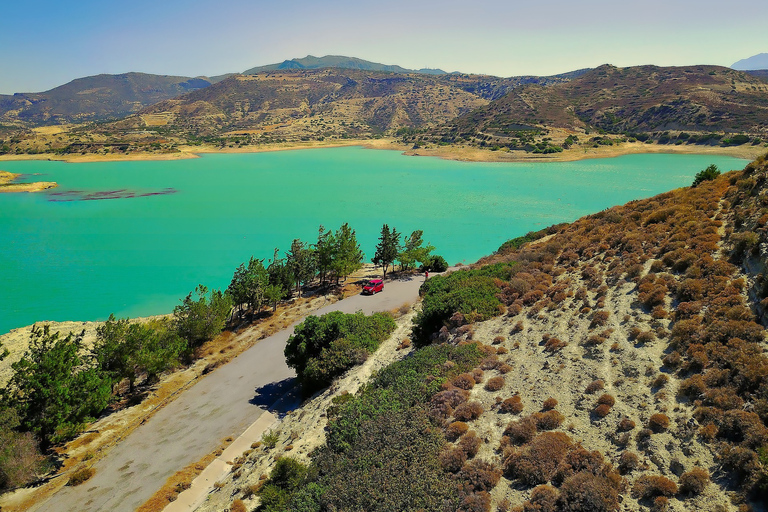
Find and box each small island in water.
[0,170,57,193]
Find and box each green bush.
[412,264,513,345]
[285,311,396,393]
[259,343,484,511]
[420,254,448,272]
[692,164,720,187]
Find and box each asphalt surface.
[33,273,424,512]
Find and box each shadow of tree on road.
[249,377,301,417]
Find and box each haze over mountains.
[732,52,768,70]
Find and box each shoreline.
[0,170,58,192]
[0,138,763,165]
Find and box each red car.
[362,279,384,294]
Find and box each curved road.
[34,274,424,512]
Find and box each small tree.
[373,224,399,278]
[331,223,364,284]
[4,325,111,446]
[316,226,335,287]
[398,230,435,271]
[692,164,720,187]
[95,315,187,394]
[174,285,232,346]
[286,239,316,297]
[264,284,284,312]
[228,257,269,314]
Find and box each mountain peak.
[243,55,446,75]
[732,52,768,70]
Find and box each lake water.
[0,147,748,334]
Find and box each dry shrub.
[67,467,95,486]
[230,499,247,512]
[458,459,502,493]
[636,330,656,344]
[542,398,558,411]
[651,496,669,512]
[512,321,524,333]
[440,446,468,473]
[617,417,636,432]
[524,485,559,512]
[651,306,668,319]
[558,471,620,512]
[533,410,564,431]
[594,404,612,418]
[446,421,470,441]
[632,475,678,499]
[457,491,491,512]
[679,467,709,496]
[500,395,524,414]
[504,416,538,445]
[544,337,567,352]
[597,394,616,407]
[493,336,506,345]
[651,374,669,389]
[459,431,482,458]
[503,432,573,485]
[618,451,639,474]
[485,376,505,392]
[498,363,513,374]
[648,413,670,433]
[590,310,610,329]
[585,379,605,394]
[454,401,484,421]
[472,368,484,383]
[454,373,476,390]
[678,374,706,398]
[497,347,509,355]
[397,338,411,350]
[430,388,469,420]
[698,423,718,441]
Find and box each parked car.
[362,279,384,294]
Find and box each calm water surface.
[0,148,748,334]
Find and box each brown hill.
[0,73,211,126]
[432,64,768,147]
[131,69,579,139]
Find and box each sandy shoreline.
[0,138,763,165]
[0,170,58,192]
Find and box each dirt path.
[30,273,424,512]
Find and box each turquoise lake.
[0,147,748,334]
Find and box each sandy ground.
[0,139,762,165]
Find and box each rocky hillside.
[0,73,212,126]
[422,65,768,150]
[195,156,768,512]
[128,69,579,140]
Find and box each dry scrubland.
[195,156,768,512]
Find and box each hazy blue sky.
[1,0,766,94]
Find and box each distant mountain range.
[732,53,768,71]
[0,73,213,125]
[243,55,446,76]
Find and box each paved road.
[34,274,424,512]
